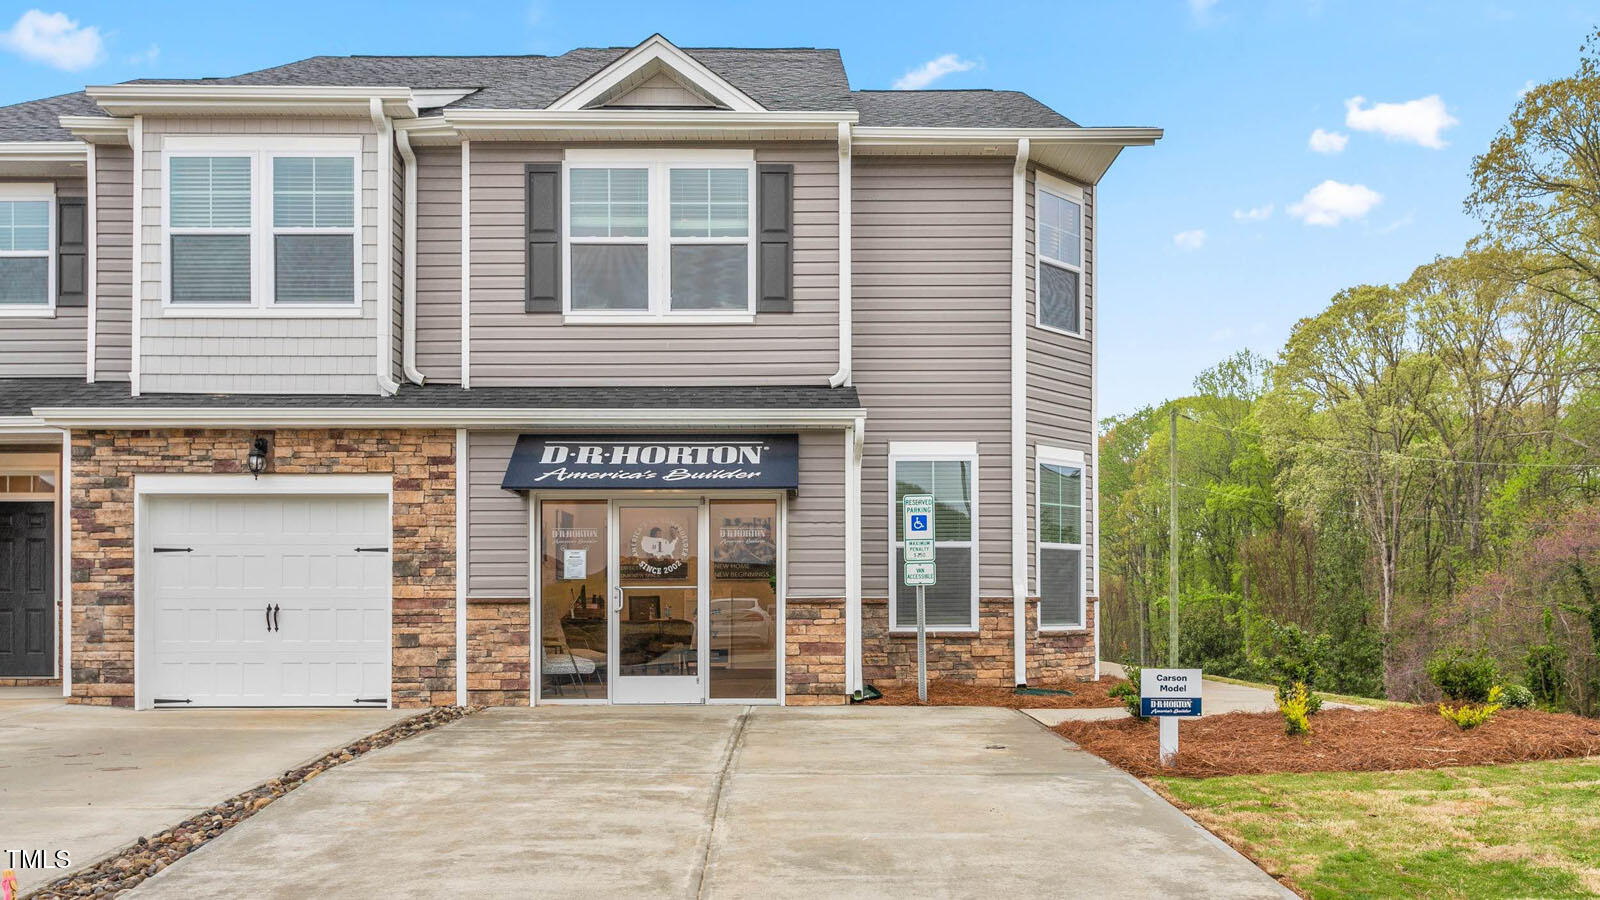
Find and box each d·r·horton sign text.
[501,434,801,491]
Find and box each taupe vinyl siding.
[789,430,845,598]
[139,117,380,394]
[461,141,839,386]
[1025,165,1097,598]
[94,146,132,381]
[414,146,461,382]
[465,429,847,600]
[467,431,529,599]
[852,157,1014,598]
[0,177,87,378]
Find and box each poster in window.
[713,513,776,580]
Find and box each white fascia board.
[0,418,65,438]
[31,407,864,429]
[0,141,89,161]
[85,85,418,118]
[59,117,133,145]
[852,126,1163,147]
[548,34,765,113]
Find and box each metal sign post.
[903,494,937,703]
[1140,668,1203,766]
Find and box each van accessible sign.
[1140,668,1203,717]
[502,434,800,491]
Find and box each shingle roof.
[0,91,103,141]
[0,379,862,417]
[851,90,1076,128]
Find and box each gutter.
[30,406,865,430]
[1011,138,1031,686]
[394,126,426,385]
[830,121,852,388]
[370,99,401,397]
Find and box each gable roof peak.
[547,33,767,113]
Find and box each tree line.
[1099,32,1600,714]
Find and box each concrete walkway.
[130,706,1290,899]
[0,689,409,894]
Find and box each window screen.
[893,457,975,628]
[0,199,50,306]
[169,157,252,304]
[1039,461,1085,628]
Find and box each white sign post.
[903,494,936,702]
[1139,668,1203,766]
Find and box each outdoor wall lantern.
[247,436,270,479]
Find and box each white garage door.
[145,494,390,707]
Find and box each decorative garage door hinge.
[152,546,194,553]
[353,698,387,704]
[152,698,192,704]
[354,547,389,553]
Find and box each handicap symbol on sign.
[910,514,928,532]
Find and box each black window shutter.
[57,195,87,307]
[757,164,794,313]
[524,163,561,313]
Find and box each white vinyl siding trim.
[1035,171,1084,339]
[0,183,56,317]
[888,441,979,632]
[1036,445,1086,630]
[561,149,756,323]
[160,136,362,317]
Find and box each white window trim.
[159,135,363,318]
[887,441,980,633]
[1036,444,1088,632]
[0,182,56,318]
[1035,171,1085,339]
[561,148,757,324]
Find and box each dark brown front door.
[0,502,53,677]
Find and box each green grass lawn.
[1201,673,1410,709]
[1159,759,1600,899]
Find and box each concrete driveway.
[0,688,409,895]
[128,706,1289,899]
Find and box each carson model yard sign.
[502,434,800,491]
[1140,668,1203,766]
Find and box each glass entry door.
[611,502,704,703]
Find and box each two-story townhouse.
[0,35,1158,709]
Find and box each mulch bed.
[26,705,479,900]
[1055,706,1600,778]
[870,676,1129,709]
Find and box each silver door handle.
[613,586,622,613]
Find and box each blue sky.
[2,1,1595,416]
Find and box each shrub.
[1500,683,1534,709]
[1426,648,1500,703]
[1439,685,1504,729]
[1524,610,1566,709]
[1109,662,1146,720]
[1277,681,1313,736]
[1265,623,1328,715]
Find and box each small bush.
[1275,681,1323,716]
[1277,681,1313,736]
[1109,662,1146,720]
[1439,685,1504,729]
[1500,683,1534,709]
[1426,648,1500,703]
[1265,623,1329,714]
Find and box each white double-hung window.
[889,442,980,631]
[163,137,360,313]
[0,183,54,314]
[1037,446,1087,629]
[564,150,755,320]
[1036,173,1084,337]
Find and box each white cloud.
[1188,0,1219,20]
[1289,180,1383,226]
[1376,211,1415,234]
[0,9,104,71]
[127,42,159,65]
[1232,203,1274,222]
[1343,94,1458,148]
[1308,128,1348,154]
[893,53,977,90]
[1519,79,1537,98]
[1173,229,1207,251]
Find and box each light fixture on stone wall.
[247,436,269,479]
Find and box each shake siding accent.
[415,146,462,382]
[464,429,847,600]
[462,142,839,386]
[0,177,87,377]
[138,117,381,394]
[1024,165,1097,596]
[95,146,133,381]
[852,157,1014,597]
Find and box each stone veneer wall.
[785,597,846,704]
[69,428,456,708]
[466,599,531,706]
[862,596,1098,687]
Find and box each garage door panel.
[146,493,389,708]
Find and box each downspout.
[829,121,852,388]
[129,115,142,396]
[395,126,425,385]
[370,98,400,396]
[1090,183,1102,680]
[60,427,71,698]
[1011,138,1030,686]
[845,416,865,696]
[460,140,471,389]
[85,144,96,382]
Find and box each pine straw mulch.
[870,676,1129,709]
[1054,705,1600,778]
